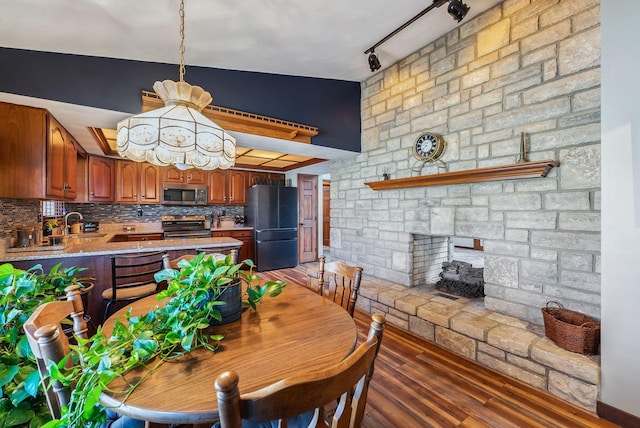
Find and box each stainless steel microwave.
[163,184,208,205]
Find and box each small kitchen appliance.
[82,220,100,233]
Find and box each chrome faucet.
[64,211,84,234]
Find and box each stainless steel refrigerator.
[246,185,298,271]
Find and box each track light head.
[447,0,470,22]
[368,50,381,72]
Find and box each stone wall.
[330,0,601,324]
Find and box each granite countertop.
[0,231,243,262]
[210,226,253,232]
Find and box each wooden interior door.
[322,181,330,247]
[298,174,318,264]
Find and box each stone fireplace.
[330,0,601,327]
[328,0,601,411]
[411,234,449,287]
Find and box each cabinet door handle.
[141,195,145,199]
[90,191,95,196]
[133,194,137,198]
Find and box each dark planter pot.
[208,279,243,326]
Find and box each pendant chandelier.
[116,0,236,170]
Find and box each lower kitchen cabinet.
[108,233,164,242]
[211,229,254,262]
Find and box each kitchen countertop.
[0,231,243,262]
[210,226,253,232]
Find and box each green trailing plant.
[42,253,286,428]
[44,220,60,234]
[0,263,59,427]
[27,263,93,296]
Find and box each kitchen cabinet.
[248,171,286,186]
[211,229,254,262]
[163,166,207,185]
[208,169,248,205]
[0,101,78,200]
[116,160,161,203]
[46,116,78,199]
[108,233,164,242]
[88,156,115,202]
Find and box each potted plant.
[45,219,62,245]
[28,262,94,297]
[41,254,286,428]
[154,252,286,325]
[0,263,73,427]
[28,263,95,326]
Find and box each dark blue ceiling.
[0,47,361,153]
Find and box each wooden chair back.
[103,251,169,320]
[194,248,239,264]
[215,314,386,428]
[317,255,363,317]
[23,285,88,419]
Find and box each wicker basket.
[541,301,601,355]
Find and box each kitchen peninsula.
[1,230,243,325]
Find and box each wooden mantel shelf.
[364,160,559,191]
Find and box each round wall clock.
[413,132,446,162]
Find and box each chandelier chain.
[179,0,186,82]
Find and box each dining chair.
[214,313,386,428]
[194,247,239,264]
[102,251,170,322]
[23,285,88,419]
[168,248,239,269]
[315,255,364,317]
[24,285,147,427]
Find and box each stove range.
[161,214,211,240]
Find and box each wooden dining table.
[100,284,358,425]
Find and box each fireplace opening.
[411,235,485,296]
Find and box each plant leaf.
[0,365,20,389]
[22,370,41,398]
[5,406,35,426]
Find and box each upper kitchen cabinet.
[46,116,78,199]
[116,160,161,204]
[208,169,248,205]
[249,171,286,186]
[87,156,115,202]
[248,171,269,186]
[0,101,78,200]
[163,166,207,185]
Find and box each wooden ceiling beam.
[141,91,318,144]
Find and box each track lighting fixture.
[364,0,471,72]
[447,0,470,22]
[368,50,381,72]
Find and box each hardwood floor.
[258,266,618,428]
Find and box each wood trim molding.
[597,401,640,427]
[141,91,318,144]
[364,160,559,191]
[88,127,118,156]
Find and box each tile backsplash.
[0,199,245,239]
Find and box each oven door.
[163,230,212,240]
